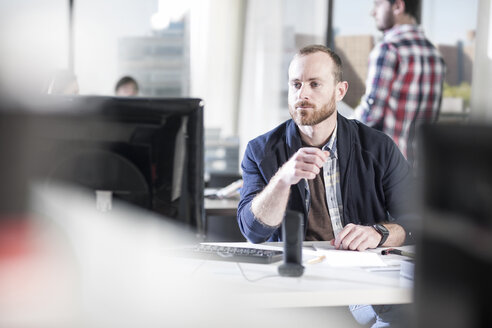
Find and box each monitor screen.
[14,96,205,232]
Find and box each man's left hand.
[330,223,381,251]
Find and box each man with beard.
[237,44,415,251]
[237,44,415,326]
[353,0,445,166]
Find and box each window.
[332,0,479,121]
[422,0,478,120]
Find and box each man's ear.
[392,0,405,16]
[336,81,348,101]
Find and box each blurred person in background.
[353,0,445,166]
[114,76,139,97]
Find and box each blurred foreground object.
[415,123,492,327]
[0,97,356,327]
[0,95,205,233]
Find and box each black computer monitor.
[16,96,205,232]
[414,123,492,327]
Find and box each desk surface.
[180,241,413,308]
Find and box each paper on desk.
[316,250,387,267]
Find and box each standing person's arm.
[238,146,328,243]
[354,43,398,127]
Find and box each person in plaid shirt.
[354,0,446,165]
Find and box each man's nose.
[298,84,310,99]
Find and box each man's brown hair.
[297,44,343,82]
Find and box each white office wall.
[238,0,284,155]
[470,0,492,121]
[74,0,245,137]
[75,0,158,95]
[238,0,328,156]
[189,0,245,137]
[0,0,68,94]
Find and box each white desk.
[23,185,412,327]
[183,241,413,308]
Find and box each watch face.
[376,224,389,235]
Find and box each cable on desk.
[236,263,280,283]
[190,260,208,277]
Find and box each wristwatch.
[373,224,389,247]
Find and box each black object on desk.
[278,210,305,277]
[381,248,415,258]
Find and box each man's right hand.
[251,147,329,228]
[275,147,329,186]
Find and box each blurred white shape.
[0,182,358,327]
[0,1,68,95]
[95,190,112,212]
[160,0,192,21]
[151,0,192,31]
[489,1,492,60]
[150,11,171,30]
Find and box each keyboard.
[178,244,283,264]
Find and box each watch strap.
[373,224,389,247]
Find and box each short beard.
[377,11,395,31]
[289,96,336,126]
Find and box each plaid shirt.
[354,24,446,163]
[305,124,344,238]
[321,125,344,237]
